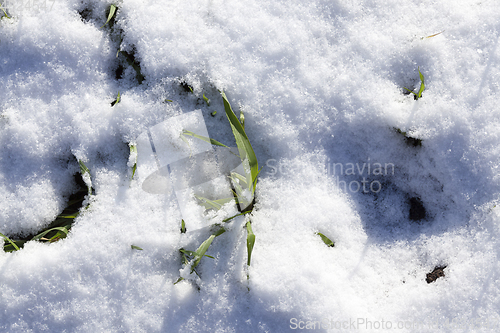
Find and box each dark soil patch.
[409,197,426,221]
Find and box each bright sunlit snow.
[1,0,500,332]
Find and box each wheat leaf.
[100,4,117,29]
[316,232,335,247]
[182,130,229,148]
[246,221,255,266]
[0,232,19,251]
[221,91,258,192]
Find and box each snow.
[1,0,500,331]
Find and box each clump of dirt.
[426,266,446,283]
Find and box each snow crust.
[1,0,500,331]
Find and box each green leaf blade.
[246,221,255,266]
[222,212,246,223]
[180,219,186,233]
[417,67,425,99]
[403,87,417,96]
[100,4,117,29]
[0,232,20,251]
[189,227,226,273]
[203,93,210,106]
[316,232,335,247]
[78,160,93,196]
[221,91,259,192]
[78,160,90,175]
[195,195,235,211]
[1,6,10,19]
[111,91,121,106]
[182,130,229,148]
[130,145,137,180]
[191,235,215,272]
[32,227,69,242]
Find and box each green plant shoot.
[78,160,93,196]
[181,130,229,148]
[101,4,117,29]
[1,5,10,19]
[130,145,137,179]
[172,92,260,281]
[203,93,210,106]
[316,232,335,247]
[404,67,425,100]
[0,232,19,251]
[111,91,121,106]
[246,221,255,265]
[180,227,226,274]
[221,91,259,193]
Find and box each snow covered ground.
[1,0,500,331]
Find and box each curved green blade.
[316,232,335,247]
[100,4,117,29]
[221,91,259,192]
[246,221,255,266]
[0,232,19,251]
